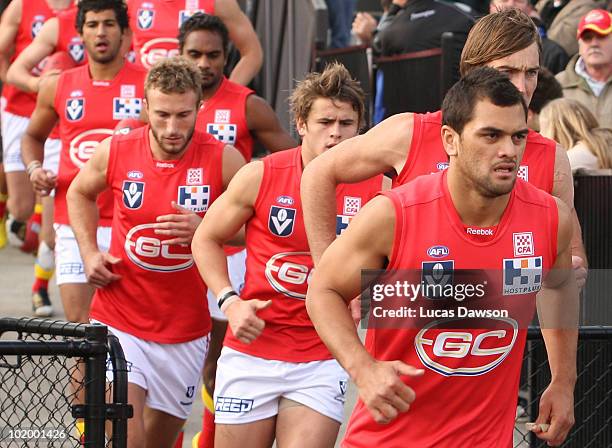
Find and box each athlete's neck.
[446,167,511,228]
[201,77,224,101]
[148,129,189,162]
[46,0,72,11]
[87,56,125,82]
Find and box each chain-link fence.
[0,318,132,447]
[515,326,612,447]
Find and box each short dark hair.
[178,13,229,55]
[442,67,527,134]
[529,67,562,114]
[76,0,129,34]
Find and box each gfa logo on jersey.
[503,256,542,295]
[343,196,361,216]
[268,206,295,237]
[421,260,454,299]
[68,41,85,63]
[137,8,155,30]
[186,168,203,185]
[336,215,351,236]
[113,97,143,120]
[178,185,210,212]
[123,181,145,209]
[517,165,528,181]
[31,16,46,38]
[66,98,85,121]
[207,123,237,145]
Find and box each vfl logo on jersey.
[265,251,313,299]
[178,185,210,212]
[415,317,519,376]
[503,256,542,295]
[421,260,454,299]
[69,129,113,168]
[186,168,203,185]
[336,215,351,236]
[513,232,534,257]
[140,38,179,69]
[125,223,193,272]
[122,181,145,209]
[66,98,85,121]
[343,196,361,216]
[207,123,237,145]
[335,379,349,402]
[268,206,295,237]
[113,97,143,120]
[31,16,46,38]
[68,41,85,63]
[517,165,528,181]
[179,9,204,26]
[180,385,195,406]
[137,8,155,29]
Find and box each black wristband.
[217,290,238,308]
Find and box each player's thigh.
[215,417,276,448]
[126,382,147,448]
[143,407,186,448]
[275,401,340,448]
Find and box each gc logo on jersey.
[66,98,85,121]
[113,97,142,120]
[178,185,210,212]
[140,38,179,69]
[137,8,155,30]
[69,129,113,168]
[421,260,454,299]
[207,123,237,145]
[68,40,85,63]
[265,251,312,299]
[269,206,296,237]
[125,223,193,272]
[336,215,351,236]
[503,256,542,295]
[122,181,145,209]
[414,317,518,376]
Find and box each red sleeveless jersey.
[196,77,254,161]
[343,171,559,448]
[394,110,556,194]
[53,62,146,226]
[3,0,56,117]
[127,0,215,69]
[90,127,224,342]
[56,6,87,65]
[223,147,384,362]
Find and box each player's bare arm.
[301,112,414,264]
[67,137,121,288]
[214,0,263,85]
[192,160,269,344]
[532,197,578,447]
[306,195,424,425]
[0,0,20,82]
[154,144,245,245]
[6,16,60,92]
[551,144,588,286]
[21,74,60,196]
[246,94,297,153]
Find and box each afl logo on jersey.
[414,317,518,376]
[69,129,113,169]
[436,161,449,171]
[66,98,85,121]
[427,245,449,258]
[269,206,296,237]
[137,8,155,30]
[140,38,180,69]
[125,223,193,272]
[68,40,85,63]
[265,252,313,299]
[122,181,145,209]
[31,16,46,38]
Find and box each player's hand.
[154,201,202,245]
[29,167,57,196]
[224,298,272,344]
[571,256,587,289]
[84,252,122,288]
[531,382,575,446]
[353,359,423,424]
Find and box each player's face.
[297,98,359,157]
[485,42,540,105]
[451,99,529,197]
[146,88,201,158]
[80,9,124,63]
[181,30,226,91]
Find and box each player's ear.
[296,118,307,138]
[441,125,458,157]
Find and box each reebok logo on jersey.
[215,397,254,413]
[513,232,534,257]
[137,8,155,29]
[66,98,84,121]
[178,185,210,212]
[466,228,493,236]
[268,206,296,237]
[503,256,542,295]
[123,181,145,209]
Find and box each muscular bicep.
[313,195,395,303]
[552,144,574,210]
[543,198,573,289]
[70,138,111,200]
[246,95,296,153]
[0,0,20,55]
[26,76,59,141]
[199,161,262,244]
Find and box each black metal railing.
[0,318,132,447]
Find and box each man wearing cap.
[556,9,612,127]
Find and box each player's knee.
[37,241,55,271]
[7,197,34,222]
